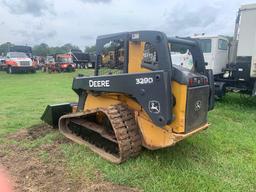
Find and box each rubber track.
[59,104,142,163]
[107,104,142,160]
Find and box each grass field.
[0,70,256,192]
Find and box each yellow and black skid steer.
[41,31,214,163]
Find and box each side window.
[198,39,211,53]
[141,42,158,69]
[218,39,228,50]
[169,43,194,71]
[98,39,125,75]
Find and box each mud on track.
[0,124,139,192]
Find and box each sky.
[0,0,255,49]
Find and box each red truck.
[55,53,75,72]
[42,53,76,73]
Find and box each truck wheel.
[66,65,73,72]
[214,82,226,99]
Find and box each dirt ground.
[0,124,139,192]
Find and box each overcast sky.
[0,0,255,48]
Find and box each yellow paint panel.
[167,81,187,133]
[128,42,150,73]
[137,114,208,150]
[137,117,175,149]
[84,94,121,110]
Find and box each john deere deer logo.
[194,100,202,111]
[149,100,160,114]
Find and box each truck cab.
[5,52,35,73]
[192,35,229,77]
[55,53,76,72]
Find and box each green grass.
[0,70,256,191]
[0,70,93,136]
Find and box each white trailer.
[235,4,256,56]
[253,34,256,77]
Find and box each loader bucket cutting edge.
[41,103,74,128]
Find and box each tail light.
[189,77,208,87]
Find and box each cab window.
[218,39,228,50]
[198,39,211,53]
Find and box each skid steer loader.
[41,31,214,163]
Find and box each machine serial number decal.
[89,80,110,88]
[136,77,153,85]
[131,33,139,39]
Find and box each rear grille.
[19,61,30,66]
[185,85,209,133]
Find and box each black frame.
[95,31,172,74]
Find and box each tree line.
[0,42,96,56]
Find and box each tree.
[62,43,80,52]
[32,43,80,56]
[48,46,66,55]
[85,45,96,53]
[0,42,14,56]
[32,43,49,56]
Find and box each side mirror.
[205,62,208,66]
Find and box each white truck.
[193,4,256,97]
[5,52,35,73]
[192,35,229,76]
